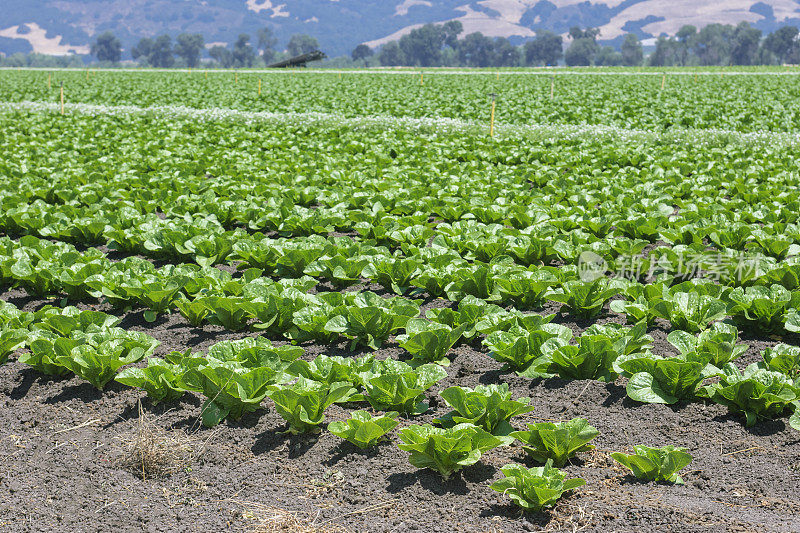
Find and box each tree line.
[7,20,799,68]
[86,29,320,67]
[370,21,800,67]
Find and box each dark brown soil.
[1,289,799,533]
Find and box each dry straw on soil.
[115,401,208,479]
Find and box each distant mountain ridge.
[2,1,800,58]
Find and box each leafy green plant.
[483,323,572,377]
[510,418,599,467]
[362,255,422,294]
[398,423,510,480]
[19,337,78,376]
[726,284,800,332]
[286,354,373,403]
[653,291,728,333]
[489,460,586,511]
[760,344,800,378]
[324,292,420,350]
[359,359,447,415]
[434,384,534,436]
[202,296,252,331]
[396,318,466,366]
[547,335,621,382]
[611,445,693,484]
[0,327,29,365]
[328,410,399,448]
[54,330,159,389]
[546,279,619,319]
[667,322,748,366]
[699,362,800,427]
[116,357,187,404]
[616,353,709,405]
[268,378,353,434]
[179,359,286,427]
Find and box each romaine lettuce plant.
[652,291,728,333]
[616,353,709,405]
[699,362,800,427]
[547,335,621,382]
[760,344,800,378]
[546,279,620,319]
[434,384,534,436]
[726,284,800,332]
[396,318,467,367]
[359,359,447,415]
[328,410,399,449]
[667,322,748,367]
[268,378,353,434]
[510,418,599,467]
[483,323,572,377]
[324,292,420,350]
[116,357,187,404]
[489,460,586,511]
[398,423,510,480]
[611,445,693,484]
[0,327,27,365]
[179,359,285,427]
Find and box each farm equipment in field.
[266,50,327,68]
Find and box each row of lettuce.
[3,235,799,338]
[0,300,790,509]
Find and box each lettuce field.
[1,69,799,532]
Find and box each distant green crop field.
[2,68,800,132]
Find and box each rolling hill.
[1,0,799,58]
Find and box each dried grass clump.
[115,402,205,479]
[238,502,347,533]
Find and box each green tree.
[492,37,520,67]
[621,33,643,66]
[457,32,495,67]
[762,26,799,64]
[730,22,761,65]
[378,41,405,66]
[131,37,154,64]
[675,25,697,65]
[595,45,623,66]
[175,33,204,68]
[91,31,121,63]
[693,23,734,66]
[565,39,597,66]
[209,45,233,68]
[287,34,320,56]
[232,34,255,67]
[257,27,278,63]
[524,31,563,66]
[442,20,463,49]
[399,24,447,66]
[351,44,373,65]
[133,35,175,68]
[565,27,599,66]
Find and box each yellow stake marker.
[60,83,64,115]
[420,71,423,85]
[496,72,499,80]
[694,73,697,82]
[550,76,554,99]
[490,101,496,137]
[235,71,238,84]
[661,74,665,90]
[258,78,262,96]
[205,71,208,80]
